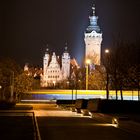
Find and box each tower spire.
[86,1,101,33]
[62,42,70,79]
[45,44,49,53]
[92,3,96,16]
[64,42,68,52]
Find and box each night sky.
[0,0,140,66]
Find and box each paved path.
[37,116,140,140]
[27,103,140,140]
[1,103,140,140]
[0,116,35,140]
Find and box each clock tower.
[84,3,102,65]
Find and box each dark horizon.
[0,0,140,67]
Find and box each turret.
[49,52,60,68]
[62,43,70,79]
[43,48,50,75]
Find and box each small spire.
[45,48,49,54]
[65,42,68,52]
[53,52,55,56]
[92,3,96,16]
[45,44,49,53]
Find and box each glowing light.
[105,49,109,53]
[81,109,90,116]
[89,112,92,116]
[86,59,91,64]
[112,118,119,128]
[91,124,118,127]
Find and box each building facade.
[84,4,102,65]
[41,47,70,87]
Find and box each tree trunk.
[120,89,123,100]
[138,90,140,101]
[114,79,118,100]
[115,89,118,100]
[72,89,74,104]
[120,82,123,100]
[138,82,140,101]
[75,81,77,100]
[106,73,109,99]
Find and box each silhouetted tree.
[103,39,140,100]
[14,72,34,97]
[0,58,21,100]
[88,66,106,90]
[0,58,34,101]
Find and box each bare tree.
[103,39,140,100]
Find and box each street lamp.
[85,59,91,90]
[105,49,109,54]
[105,49,110,99]
[53,81,56,88]
[66,81,69,89]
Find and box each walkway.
[0,103,140,140]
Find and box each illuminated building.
[24,46,79,88]
[84,3,102,65]
[41,46,70,87]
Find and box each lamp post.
[105,49,109,99]
[86,59,91,90]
